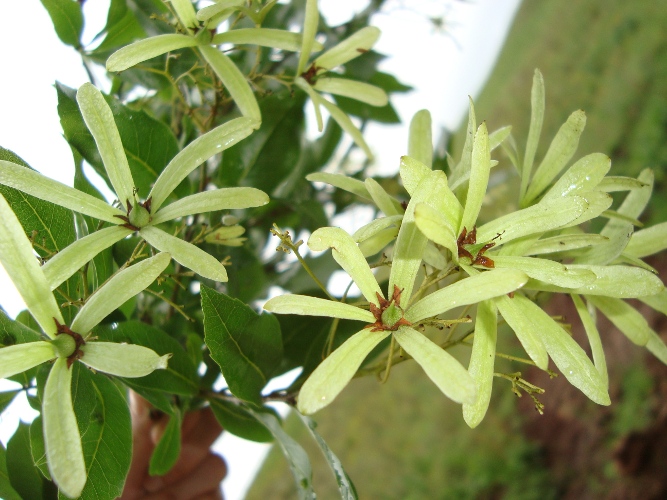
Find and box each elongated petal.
[448,98,476,190]
[646,330,667,365]
[71,252,171,334]
[639,290,667,316]
[488,125,511,152]
[491,255,596,288]
[463,301,497,428]
[0,341,55,379]
[264,294,375,323]
[543,265,664,298]
[520,69,545,200]
[319,96,373,159]
[423,242,446,270]
[389,170,449,302]
[542,153,610,200]
[399,155,431,196]
[394,326,475,404]
[149,117,256,212]
[586,295,650,346]
[476,195,587,245]
[511,294,610,405]
[614,168,654,220]
[353,215,402,244]
[0,160,123,223]
[564,190,613,227]
[199,46,261,122]
[571,294,608,388]
[0,193,62,337]
[77,83,135,205]
[408,110,432,168]
[358,226,399,257]
[524,109,587,204]
[313,78,388,106]
[197,0,244,22]
[295,77,324,131]
[212,28,323,52]
[106,34,199,72]
[169,0,198,30]
[414,202,457,257]
[406,269,528,323]
[308,227,382,305]
[364,178,402,216]
[80,342,170,377]
[495,294,548,369]
[306,172,370,200]
[526,233,609,256]
[297,328,391,414]
[140,226,227,282]
[296,0,319,75]
[314,26,380,71]
[574,221,632,265]
[151,187,269,225]
[598,176,649,192]
[44,358,86,498]
[459,122,490,233]
[42,226,133,289]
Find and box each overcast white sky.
[0,1,520,498]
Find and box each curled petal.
[264,294,375,323]
[0,341,55,379]
[79,342,170,377]
[313,26,380,71]
[394,326,476,404]
[77,83,135,205]
[297,328,390,414]
[71,252,171,335]
[151,187,268,225]
[149,117,256,212]
[43,358,86,498]
[0,193,63,337]
[141,226,227,282]
[106,34,199,72]
[42,226,133,290]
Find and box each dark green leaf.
[0,390,19,415]
[94,321,200,396]
[297,412,358,500]
[209,399,273,442]
[91,0,146,55]
[249,410,315,500]
[29,416,51,480]
[201,286,283,404]
[40,0,83,48]
[0,442,23,500]
[333,95,400,124]
[7,423,46,499]
[149,410,182,476]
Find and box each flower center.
[367,285,412,332]
[129,202,151,228]
[53,318,86,368]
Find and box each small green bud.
[52,334,76,358]
[381,303,404,329]
[129,203,151,228]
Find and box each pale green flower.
[0,192,171,498]
[0,83,268,286]
[265,167,529,414]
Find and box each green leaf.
[249,410,315,500]
[209,399,273,442]
[460,122,490,233]
[201,286,283,404]
[29,416,50,480]
[264,294,375,323]
[520,69,545,200]
[7,423,47,500]
[296,412,358,500]
[149,410,182,476]
[408,110,433,168]
[524,109,587,204]
[571,295,608,389]
[95,321,199,396]
[463,300,498,428]
[586,296,650,346]
[40,0,83,47]
[394,326,475,404]
[297,328,390,414]
[106,34,199,72]
[91,0,146,55]
[0,390,19,414]
[0,442,23,500]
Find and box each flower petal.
[197,0,244,22]
[106,34,199,72]
[79,342,170,377]
[199,46,261,122]
[0,193,63,337]
[491,255,596,288]
[406,268,528,323]
[297,328,390,414]
[149,117,256,212]
[169,0,198,30]
[212,28,321,52]
[520,69,545,200]
[408,110,432,168]
[414,202,457,257]
[70,252,171,334]
[394,326,476,404]
[525,233,609,256]
[399,155,431,196]
[42,226,133,290]
[0,160,123,223]
[77,83,135,205]
[364,178,402,216]
[308,227,382,305]
[140,226,227,282]
[151,187,269,225]
[296,0,319,75]
[264,294,375,323]
[295,78,324,131]
[463,300,497,428]
[624,221,667,258]
[318,96,373,159]
[542,153,610,200]
[571,294,608,389]
[313,78,388,107]
[43,358,86,498]
[586,295,650,346]
[0,341,55,379]
[459,122,490,234]
[306,172,371,200]
[488,125,511,152]
[313,26,380,71]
